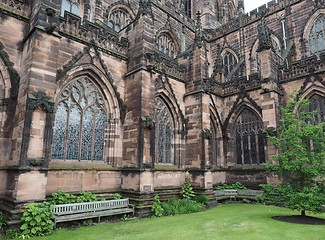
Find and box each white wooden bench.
[52,198,134,226]
[214,189,263,201]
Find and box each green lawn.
[25,204,325,240]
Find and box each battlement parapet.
[279,53,325,82]
[0,0,30,19]
[208,0,303,40]
[58,12,128,57]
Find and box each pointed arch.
[221,48,238,82]
[209,102,224,167]
[302,9,325,56]
[52,64,123,165]
[155,30,179,59]
[106,4,135,32]
[155,90,184,166]
[230,105,265,165]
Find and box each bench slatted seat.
[52,199,134,226]
[214,189,264,201]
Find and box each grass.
[11,204,325,240]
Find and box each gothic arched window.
[155,33,177,58]
[155,98,174,164]
[309,16,325,55]
[308,95,325,124]
[52,77,106,161]
[108,8,132,32]
[61,0,80,17]
[223,52,237,80]
[235,109,265,165]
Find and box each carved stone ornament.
[27,93,55,113]
[257,18,272,52]
[141,116,156,130]
[203,128,212,139]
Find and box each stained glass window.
[272,39,281,56]
[61,0,80,17]
[52,77,106,161]
[108,8,132,32]
[309,16,325,55]
[155,33,177,58]
[235,109,265,165]
[155,99,174,164]
[185,0,191,18]
[223,52,237,81]
[308,95,325,124]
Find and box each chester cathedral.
[0,0,325,223]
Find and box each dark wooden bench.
[52,198,134,227]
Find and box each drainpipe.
[281,14,289,68]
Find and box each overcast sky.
[245,0,272,13]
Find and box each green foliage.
[5,229,21,239]
[215,182,247,190]
[264,91,325,215]
[180,172,195,199]
[76,191,98,203]
[113,193,122,200]
[0,211,6,233]
[242,199,252,204]
[50,189,76,205]
[161,198,205,216]
[20,202,55,237]
[50,190,98,205]
[194,194,209,205]
[82,219,93,226]
[151,195,164,217]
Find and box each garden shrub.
[20,202,55,237]
[0,211,5,233]
[76,191,98,203]
[151,195,164,217]
[180,172,195,199]
[215,182,247,190]
[50,189,76,204]
[113,193,122,200]
[160,198,205,216]
[194,194,209,205]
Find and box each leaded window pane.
[309,16,325,55]
[61,0,70,16]
[81,108,94,161]
[71,3,79,15]
[155,99,174,164]
[223,52,237,81]
[52,77,106,161]
[108,9,132,33]
[67,106,81,160]
[158,123,164,163]
[234,109,265,165]
[93,110,105,161]
[52,103,68,159]
[156,33,176,58]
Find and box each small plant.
[76,191,98,203]
[215,182,247,190]
[0,211,6,233]
[20,202,55,237]
[120,214,128,221]
[82,219,93,226]
[113,193,122,200]
[5,229,21,239]
[194,194,209,205]
[151,195,164,217]
[50,189,76,205]
[242,199,251,204]
[180,171,195,199]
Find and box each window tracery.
[223,51,237,80]
[155,33,177,58]
[52,77,106,161]
[234,109,265,165]
[155,98,174,164]
[309,15,325,55]
[308,95,325,124]
[61,0,80,17]
[107,8,132,32]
